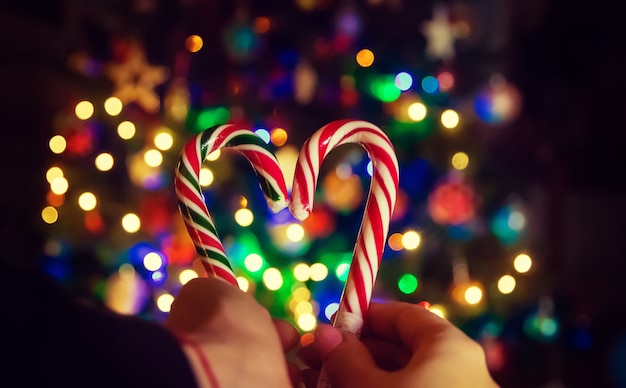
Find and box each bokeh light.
[464,285,484,305]
[441,109,460,129]
[293,263,311,282]
[75,100,94,120]
[356,48,374,67]
[49,135,67,154]
[451,152,469,170]
[185,35,204,52]
[407,102,427,121]
[398,273,419,294]
[497,275,516,294]
[179,269,198,285]
[41,206,59,224]
[78,192,97,211]
[117,121,136,140]
[104,97,123,116]
[244,253,264,272]
[95,153,115,171]
[394,72,413,91]
[263,267,283,290]
[235,208,254,227]
[514,253,532,273]
[121,213,141,233]
[310,263,329,281]
[401,230,421,250]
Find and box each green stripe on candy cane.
[175,124,288,286]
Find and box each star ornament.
[106,41,170,114]
[421,5,458,62]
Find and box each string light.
[235,208,254,227]
[356,48,375,67]
[514,253,532,273]
[244,253,264,272]
[95,153,115,171]
[441,109,460,129]
[78,192,97,211]
[104,97,123,116]
[263,267,283,290]
[121,213,141,233]
[75,100,94,120]
[49,135,67,154]
[41,206,59,224]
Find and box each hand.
[299,302,499,388]
[166,277,302,387]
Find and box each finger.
[360,337,411,371]
[273,318,300,352]
[314,324,386,388]
[363,302,458,351]
[165,277,231,332]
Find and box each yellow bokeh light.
[156,293,175,312]
[144,149,163,167]
[310,263,328,282]
[401,230,421,250]
[356,49,375,67]
[297,312,317,331]
[514,253,532,273]
[234,208,254,227]
[286,223,305,242]
[497,275,516,294]
[293,263,311,282]
[41,206,59,224]
[428,304,447,319]
[263,267,283,291]
[292,286,311,301]
[206,149,221,161]
[244,253,264,272]
[237,276,250,292]
[271,128,288,147]
[179,269,198,285]
[104,97,123,116]
[154,131,174,151]
[117,121,136,140]
[199,167,214,187]
[185,35,204,53]
[441,109,460,129]
[121,213,141,233]
[451,152,469,170]
[407,102,427,121]
[75,100,94,120]
[50,176,69,195]
[49,135,67,154]
[78,192,97,211]
[295,300,314,316]
[46,166,64,183]
[143,252,163,271]
[95,153,115,171]
[464,285,483,305]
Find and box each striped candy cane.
[175,124,288,286]
[290,119,399,332]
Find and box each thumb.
[314,324,385,388]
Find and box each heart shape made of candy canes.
[175,119,399,335]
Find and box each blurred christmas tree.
[41,0,554,375]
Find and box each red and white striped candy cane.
[175,124,288,286]
[290,119,399,334]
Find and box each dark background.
[2,0,626,386]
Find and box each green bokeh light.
[398,273,418,294]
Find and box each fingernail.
[314,324,343,359]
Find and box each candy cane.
[290,119,399,333]
[175,124,289,286]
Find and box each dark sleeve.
[1,264,198,388]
